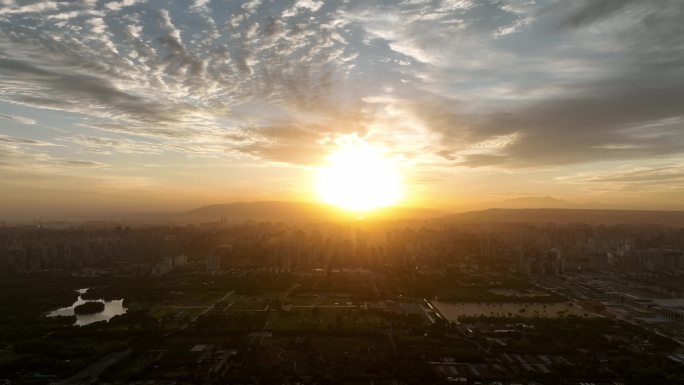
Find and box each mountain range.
[462,196,611,210]
[175,199,684,227]
[180,201,445,223]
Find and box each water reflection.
[47,288,127,326]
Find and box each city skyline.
[1,0,684,219]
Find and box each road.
[235,284,299,371]
[183,290,235,329]
[62,349,131,384]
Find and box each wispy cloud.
[0,134,106,169]
[0,113,36,125]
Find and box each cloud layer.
[0,0,683,211]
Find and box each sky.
[0,0,683,219]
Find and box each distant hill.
[445,208,684,227]
[467,196,611,210]
[180,201,445,223]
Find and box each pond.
[47,288,127,326]
[432,301,591,321]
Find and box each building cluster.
[1,222,683,280]
[152,254,188,275]
[475,223,684,276]
[609,293,684,323]
[0,226,120,273]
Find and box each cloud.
[240,121,366,165]
[0,134,51,146]
[588,165,684,184]
[559,0,638,28]
[192,0,210,9]
[556,163,684,198]
[66,135,164,155]
[104,0,142,12]
[353,0,684,169]
[0,113,36,124]
[59,159,107,168]
[0,0,682,174]
[85,17,107,34]
[0,1,60,16]
[453,80,684,167]
[158,8,182,46]
[283,0,323,18]
[47,9,106,20]
[0,135,105,169]
[0,57,183,124]
[0,1,360,166]
[295,0,323,13]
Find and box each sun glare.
[316,137,403,212]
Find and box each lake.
[47,288,127,326]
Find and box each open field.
[433,301,594,321]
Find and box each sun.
[316,136,403,212]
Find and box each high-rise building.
[206,254,221,272]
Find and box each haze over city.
[1,0,683,220]
[3,2,684,384]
